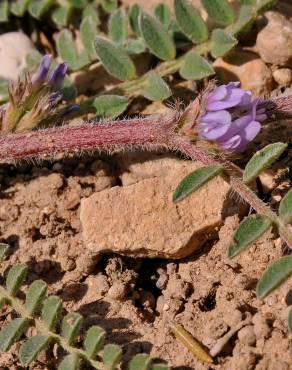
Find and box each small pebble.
[107,281,127,301]
[273,68,292,86]
[237,325,256,346]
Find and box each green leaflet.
[94,37,136,81]
[174,0,208,44]
[102,344,122,370]
[84,325,106,359]
[109,8,128,45]
[279,189,292,224]
[142,73,172,101]
[0,0,8,22]
[288,307,292,332]
[243,143,287,184]
[201,0,235,26]
[129,4,142,36]
[101,0,118,13]
[28,0,54,19]
[228,215,272,258]
[239,0,256,4]
[61,312,83,346]
[93,95,129,119]
[51,5,72,27]
[56,29,89,71]
[179,52,214,80]
[0,243,9,261]
[58,353,81,370]
[69,0,88,8]
[230,5,256,35]
[10,0,30,17]
[139,12,176,61]
[0,78,8,103]
[6,265,28,296]
[256,256,292,299]
[211,29,237,58]
[173,166,223,203]
[25,280,47,316]
[82,4,100,25]
[129,354,152,370]
[126,39,146,55]
[80,16,99,59]
[42,295,63,332]
[154,3,172,28]
[20,335,51,365]
[0,318,30,351]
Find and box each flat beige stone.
[80,156,239,259]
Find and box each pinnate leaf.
[109,8,128,45]
[69,0,88,8]
[174,0,208,44]
[139,12,176,61]
[154,3,172,28]
[279,189,292,224]
[173,166,223,203]
[211,29,237,58]
[0,318,29,351]
[228,215,272,258]
[179,52,214,80]
[58,353,80,370]
[129,354,152,370]
[51,5,72,27]
[243,143,287,184]
[61,312,83,345]
[56,30,81,71]
[201,0,235,25]
[25,279,47,316]
[94,37,136,81]
[256,256,292,298]
[82,4,100,25]
[28,0,54,19]
[6,265,28,296]
[93,95,129,119]
[102,344,122,370]
[20,335,51,365]
[0,243,9,261]
[42,295,63,331]
[84,325,106,358]
[143,73,171,101]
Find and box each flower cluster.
[198,82,267,152]
[0,55,77,133]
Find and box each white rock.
[0,32,35,82]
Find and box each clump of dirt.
[0,154,291,370]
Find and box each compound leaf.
[102,344,122,370]
[84,325,106,359]
[0,0,9,22]
[61,312,83,346]
[139,12,176,61]
[129,4,142,36]
[20,335,51,365]
[6,265,28,296]
[243,143,287,184]
[129,354,152,370]
[25,280,47,316]
[210,29,237,58]
[80,16,99,59]
[42,295,63,332]
[228,215,273,258]
[154,3,172,28]
[143,73,171,101]
[256,256,292,299]
[179,52,214,80]
[0,318,29,352]
[93,95,129,119]
[201,0,235,25]
[58,353,81,370]
[101,0,117,13]
[173,166,223,203]
[94,37,136,81]
[174,0,208,44]
[51,5,72,27]
[10,0,30,17]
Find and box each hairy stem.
[0,285,105,369]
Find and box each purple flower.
[198,83,267,152]
[48,63,68,89]
[31,55,52,88]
